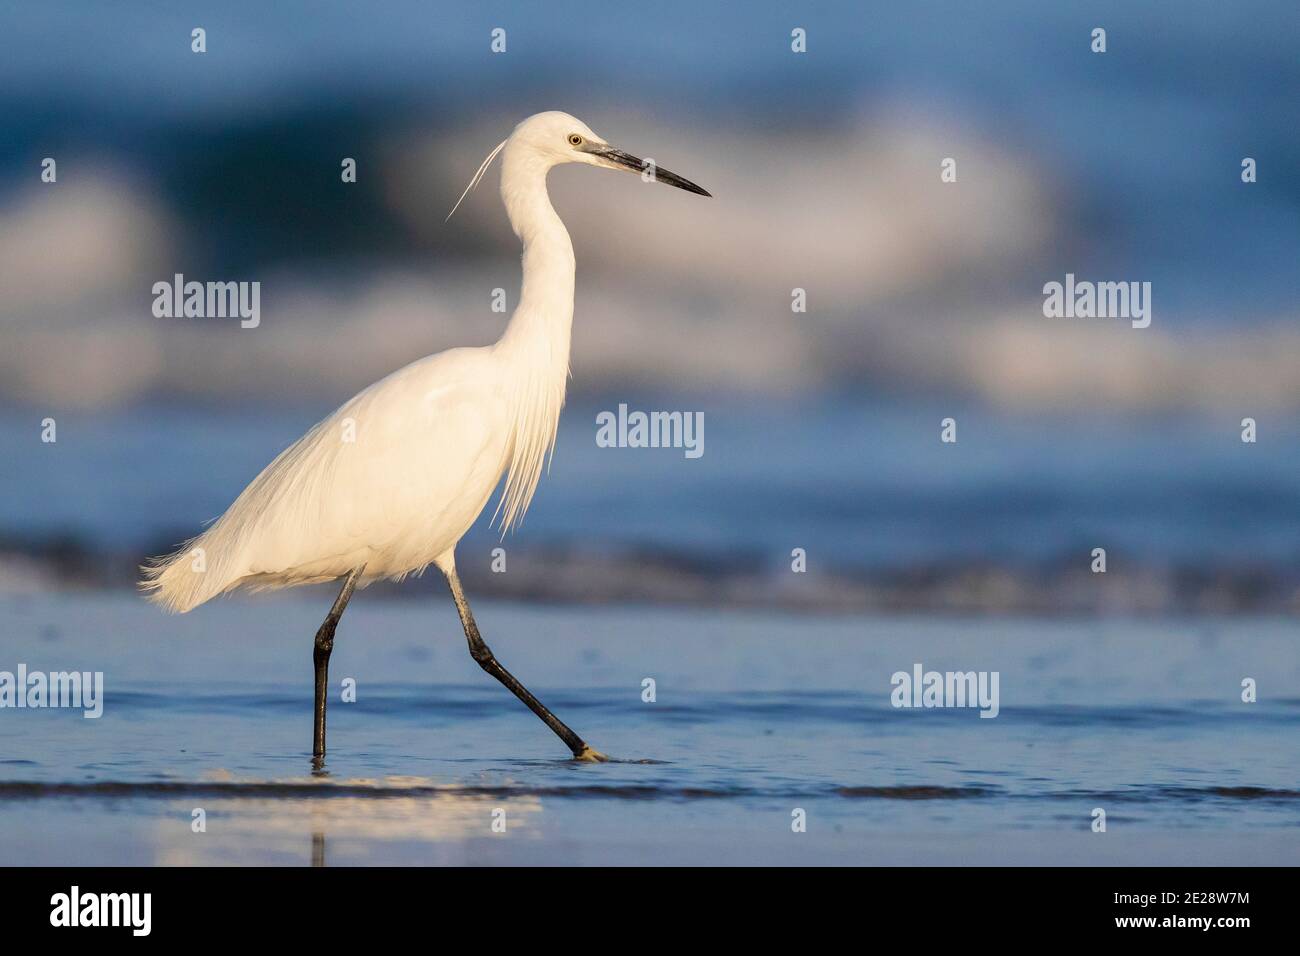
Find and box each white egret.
[141,111,710,764]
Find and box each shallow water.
[0,592,1296,864]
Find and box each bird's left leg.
[444,566,607,762]
[313,565,365,766]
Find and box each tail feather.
[139,529,238,614]
[138,414,339,613]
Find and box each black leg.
[313,566,364,765]
[444,567,606,761]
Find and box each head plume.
[446,139,507,222]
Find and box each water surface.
[1,593,1296,864]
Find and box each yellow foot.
[573,745,609,763]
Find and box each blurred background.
[2,0,1298,614]
[4,0,1300,869]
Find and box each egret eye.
[568,133,584,147]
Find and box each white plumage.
[141,111,710,614]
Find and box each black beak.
[587,144,711,197]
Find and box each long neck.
[491,143,575,532]
[497,146,575,360]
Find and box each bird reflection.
[155,777,543,865]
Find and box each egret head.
[448,111,710,220]
[511,111,711,195]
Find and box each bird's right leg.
[443,566,607,762]
[312,565,365,766]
